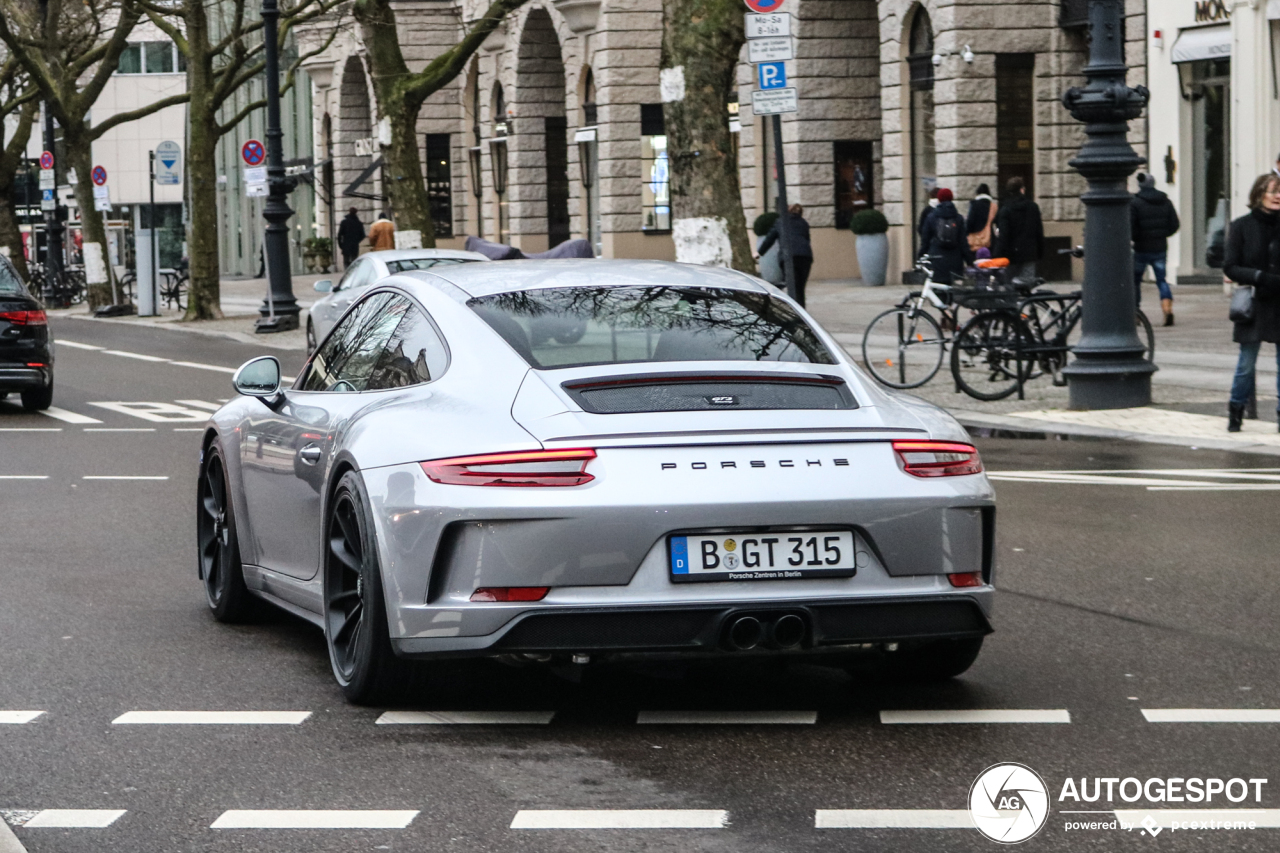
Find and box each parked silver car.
[199,260,995,703]
[306,248,488,351]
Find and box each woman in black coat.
[1224,172,1280,431]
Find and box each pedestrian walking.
[919,188,974,284]
[756,204,814,306]
[337,207,366,268]
[916,187,940,255]
[368,212,396,251]
[966,183,997,251]
[1130,172,1181,326]
[1224,172,1280,432]
[993,176,1045,283]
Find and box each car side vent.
[562,372,856,414]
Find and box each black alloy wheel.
[197,443,251,621]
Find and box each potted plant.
[850,208,889,286]
[303,237,333,274]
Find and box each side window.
[302,292,402,392]
[336,259,372,292]
[366,300,450,390]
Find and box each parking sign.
[757,61,786,90]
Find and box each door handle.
[298,444,322,465]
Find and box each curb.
[951,409,1280,458]
[0,821,26,853]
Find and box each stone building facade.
[299,0,1149,283]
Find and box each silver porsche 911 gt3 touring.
[197,260,995,703]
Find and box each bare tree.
[0,56,38,280]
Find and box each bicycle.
[159,261,189,311]
[28,262,86,308]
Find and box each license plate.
[669,530,856,582]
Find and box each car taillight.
[948,572,983,588]
[892,440,983,477]
[0,309,46,326]
[470,587,550,602]
[421,448,596,487]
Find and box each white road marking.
[0,428,60,432]
[81,476,169,481]
[101,349,168,363]
[880,709,1071,724]
[174,399,223,411]
[54,340,104,350]
[113,711,312,725]
[23,810,126,828]
[83,428,156,433]
[510,810,728,829]
[0,476,47,481]
[172,428,204,432]
[54,341,238,374]
[989,468,1280,492]
[815,809,971,829]
[1114,809,1280,828]
[376,711,554,725]
[637,711,817,725]
[87,402,206,422]
[39,407,101,424]
[1142,709,1280,723]
[171,361,236,374]
[0,818,26,853]
[0,711,45,724]
[210,810,419,829]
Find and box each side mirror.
[233,356,282,399]
[314,279,333,293]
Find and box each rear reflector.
[892,440,983,477]
[470,587,550,602]
[0,309,46,326]
[948,572,983,588]
[421,448,596,487]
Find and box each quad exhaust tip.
[726,614,806,651]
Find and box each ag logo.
[969,763,1049,844]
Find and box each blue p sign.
[757,61,786,90]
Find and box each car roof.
[400,259,772,298]
[364,248,490,264]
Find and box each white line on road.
[83,428,156,433]
[0,477,48,481]
[880,709,1071,724]
[0,429,60,432]
[101,350,168,363]
[171,361,237,374]
[510,810,728,829]
[375,711,554,725]
[55,340,104,350]
[113,711,312,725]
[210,810,419,829]
[637,710,817,725]
[174,399,223,411]
[0,818,26,853]
[23,810,127,828]
[54,341,239,374]
[172,428,204,432]
[39,407,101,424]
[815,809,971,829]
[1142,709,1280,723]
[81,476,169,481]
[0,711,45,724]
[1113,809,1280,829]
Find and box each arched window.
[907,6,936,254]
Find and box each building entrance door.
[1191,59,1230,275]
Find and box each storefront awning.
[1171,25,1231,64]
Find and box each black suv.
[0,255,53,410]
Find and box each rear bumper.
[0,365,50,390]
[390,594,991,659]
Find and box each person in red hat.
[919,187,974,284]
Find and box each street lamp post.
[255,0,300,333]
[1059,0,1156,408]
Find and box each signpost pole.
[255,0,300,334]
[41,112,63,292]
[149,150,158,316]
[771,113,796,301]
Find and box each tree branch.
[89,90,192,138]
[400,0,527,106]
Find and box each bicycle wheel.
[1136,310,1155,362]
[174,276,189,311]
[861,307,946,389]
[951,311,1034,401]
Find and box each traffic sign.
[743,0,784,12]
[91,165,108,186]
[156,141,181,185]
[40,189,55,211]
[748,37,793,63]
[39,150,54,170]
[242,139,265,166]
[38,170,54,190]
[745,12,790,38]
[751,87,798,115]
[757,61,787,90]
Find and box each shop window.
[425,133,453,238]
[996,54,1035,199]
[640,104,670,232]
[833,140,873,230]
[118,42,186,75]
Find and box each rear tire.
[951,312,1033,401]
[197,441,253,622]
[886,637,984,681]
[20,384,53,411]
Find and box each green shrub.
[305,236,333,254]
[850,208,889,235]
[753,212,779,237]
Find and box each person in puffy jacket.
[919,188,974,284]
[993,177,1044,283]
[1224,173,1280,432]
[1130,173,1181,326]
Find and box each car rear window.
[384,258,475,273]
[468,286,835,369]
[0,258,25,295]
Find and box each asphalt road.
[3,316,1280,852]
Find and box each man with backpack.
[919,188,973,284]
[1130,172,1181,326]
[994,176,1045,284]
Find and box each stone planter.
[303,250,331,274]
[855,232,888,286]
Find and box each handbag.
[1229,285,1256,324]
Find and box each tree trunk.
[0,100,36,281]
[661,0,752,271]
[384,105,435,247]
[183,18,224,320]
[0,196,26,281]
[66,124,117,308]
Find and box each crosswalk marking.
[23,810,126,828]
[510,810,728,829]
[1142,709,1280,723]
[39,407,101,424]
[113,711,312,725]
[815,809,971,829]
[375,711,554,725]
[880,709,1071,724]
[637,710,817,725]
[210,810,419,829]
[0,711,44,724]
